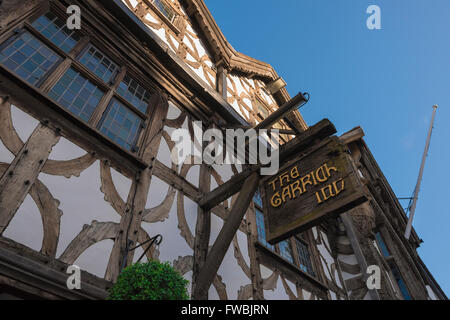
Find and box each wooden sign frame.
[261,137,367,245]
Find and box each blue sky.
[205,0,450,296]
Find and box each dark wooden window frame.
[0,0,164,162]
[142,0,181,35]
[376,228,414,299]
[253,196,318,280]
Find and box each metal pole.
[404,105,438,240]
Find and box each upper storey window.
[253,190,316,278]
[117,75,151,114]
[152,0,176,23]
[79,45,120,84]
[48,67,104,122]
[0,8,157,153]
[257,101,269,119]
[0,31,61,86]
[98,98,144,151]
[31,12,81,53]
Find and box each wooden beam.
[340,126,365,144]
[105,94,168,281]
[246,206,264,299]
[192,172,260,299]
[199,119,336,211]
[0,124,60,234]
[253,92,307,131]
[340,212,380,300]
[0,67,146,177]
[216,65,228,100]
[192,159,211,296]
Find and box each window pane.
[295,238,315,277]
[32,12,81,53]
[375,232,390,257]
[98,98,143,151]
[390,263,412,300]
[78,45,119,83]
[255,209,274,250]
[116,75,151,113]
[49,67,104,121]
[0,32,60,86]
[258,103,269,118]
[253,189,263,208]
[279,240,294,264]
[152,0,175,22]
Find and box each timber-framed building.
[0,0,445,300]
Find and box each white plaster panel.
[73,239,114,278]
[3,194,43,252]
[11,105,39,142]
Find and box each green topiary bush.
[107,261,189,300]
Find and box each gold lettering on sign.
[269,179,277,192]
[271,192,282,208]
[315,178,345,204]
[267,161,346,208]
[290,180,303,198]
[324,163,337,176]
[301,174,313,191]
[281,186,292,202]
[291,167,300,179]
[315,166,328,183]
[279,173,291,188]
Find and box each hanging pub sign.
[261,137,367,244]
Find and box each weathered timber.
[0,124,60,234]
[199,119,336,211]
[245,204,264,299]
[105,93,168,281]
[253,92,307,131]
[192,158,211,296]
[0,66,146,177]
[255,242,328,299]
[340,212,380,300]
[0,245,107,300]
[262,138,367,244]
[192,172,260,299]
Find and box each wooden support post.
[340,212,380,300]
[192,160,211,296]
[199,119,336,211]
[0,124,60,234]
[105,93,168,281]
[192,172,260,299]
[216,65,228,100]
[246,206,264,300]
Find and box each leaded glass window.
[98,98,143,151]
[48,67,104,122]
[32,12,81,53]
[389,262,412,300]
[295,237,315,277]
[152,0,176,22]
[279,240,294,264]
[79,44,119,83]
[375,232,390,257]
[0,32,60,86]
[255,209,274,250]
[253,190,263,208]
[116,75,151,114]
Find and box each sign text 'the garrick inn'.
[261,138,367,244]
